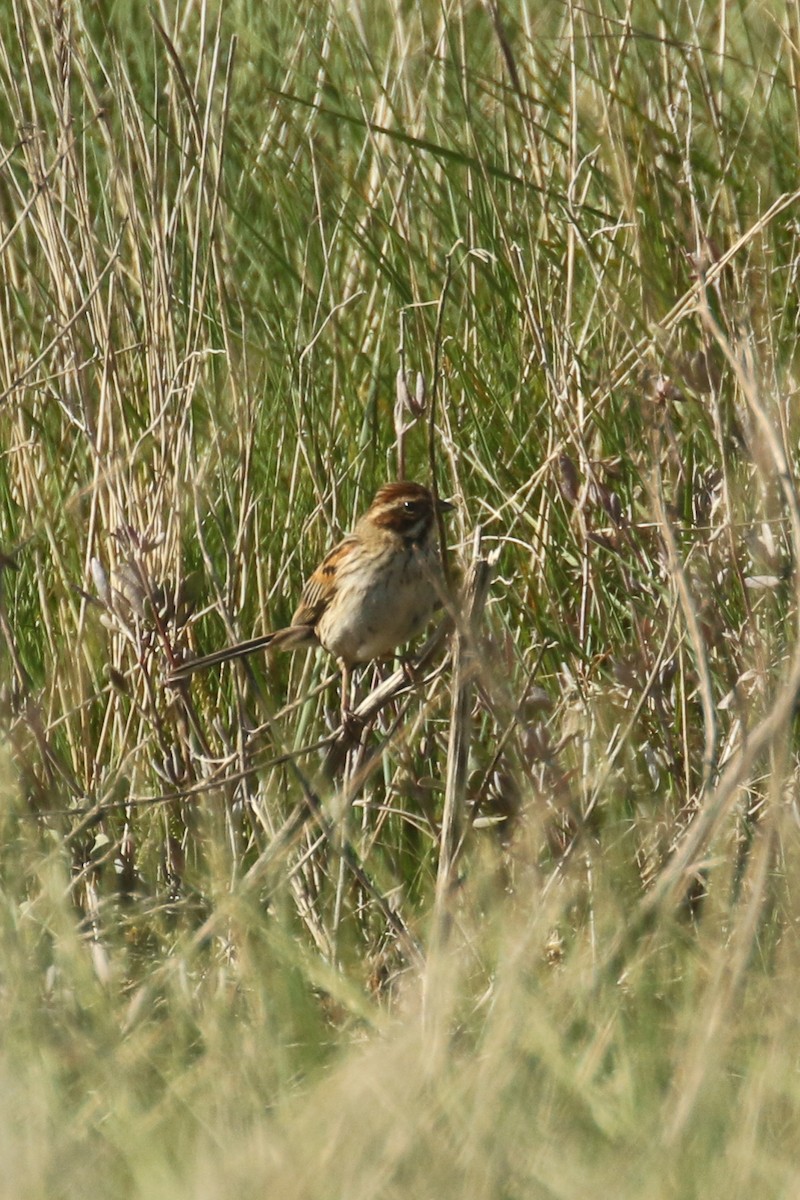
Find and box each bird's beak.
[436,496,455,514]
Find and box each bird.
[167,481,453,716]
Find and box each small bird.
[167,481,453,712]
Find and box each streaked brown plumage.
[167,482,452,693]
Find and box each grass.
[1,0,800,1194]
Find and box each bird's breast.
[316,542,441,665]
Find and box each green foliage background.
[1,1,800,1196]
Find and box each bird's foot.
[340,705,366,742]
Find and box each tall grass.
[1,0,800,1195]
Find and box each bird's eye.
[403,500,415,512]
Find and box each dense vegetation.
[1,1,799,1195]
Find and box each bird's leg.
[322,662,364,776]
[399,652,423,689]
[338,660,365,740]
[339,660,352,727]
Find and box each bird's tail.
[166,624,316,683]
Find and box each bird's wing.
[291,534,356,628]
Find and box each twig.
[653,477,717,795]
[434,527,498,933]
[428,244,460,585]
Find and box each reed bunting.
[167,481,453,708]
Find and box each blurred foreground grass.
[1,0,800,1195]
